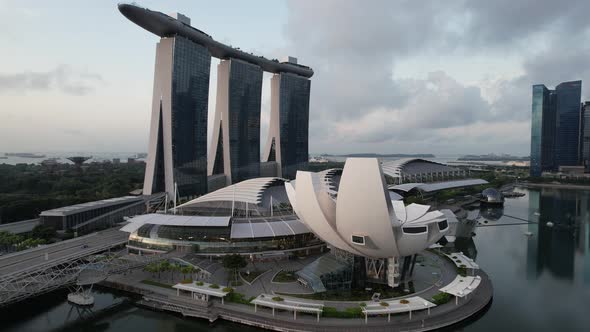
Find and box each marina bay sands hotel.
[119,4,313,199]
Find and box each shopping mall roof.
[388,179,488,193]
[120,213,311,239]
[178,177,286,207]
[381,158,460,178]
[119,213,231,233]
[230,216,310,239]
[40,196,143,217]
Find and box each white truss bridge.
[0,228,166,307]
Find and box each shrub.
[323,306,363,318]
[343,307,363,318]
[400,299,409,304]
[359,302,367,307]
[432,292,452,305]
[272,296,284,302]
[380,302,389,307]
[196,281,204,286]
[322,306,338,317]
[209,284,220,289]
[226,292,254,305]
[222,287,234,293]
[458,267,467,277]
[180,278,193,284]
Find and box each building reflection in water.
[526,188,590,283]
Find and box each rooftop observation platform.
[118,3,314,78]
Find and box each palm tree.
[181,266,192,280]
[159,261,170,281]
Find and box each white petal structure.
[288,158,449,259]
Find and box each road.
[0,227,128,276]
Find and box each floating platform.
[67,293,94,306]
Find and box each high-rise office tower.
[263,68,311,179]
[143,36,211,198]
[582,102,590,171]
[554,81,582,167]
[208,59,263,185]
[530,80,581,176]
[530,85,556,176]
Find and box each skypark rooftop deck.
[119,3,313,78]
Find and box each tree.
[181,265,193,280]
[144,262,158,278]
[158,261,170,280]
[222,254,247,286]
[31,225,56,241]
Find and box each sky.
[1,0,590,156]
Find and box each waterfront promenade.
[100,250,492,331]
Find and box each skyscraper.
[263,70,311,179]
[554,81,582,167]
[582,102,590,172]
[208,59,263,185]
[143,36,211,198]
[530,80,582,177]
[530,85,556,176]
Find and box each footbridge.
[0,227,166,307]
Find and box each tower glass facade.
[227,60,263,183]
[582,102,590,171]
[554,81,582,167]
[144,35,211,198]
[530,85,548,177]
[280,74,311,178]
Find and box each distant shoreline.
[323,153,435,158]
[520,182,590,190]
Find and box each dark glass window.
[437,220,448,230]
[403,226,427,234]
[351,235,365,244]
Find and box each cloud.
[283,0,590,154]
[0,65,103,96]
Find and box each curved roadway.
[0,228,128,276]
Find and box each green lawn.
[272,270,298,283]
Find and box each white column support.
[294,310,297,320]
[221,296,224,305]
[254,303,257,312]
[455,296,458,305]
[365,312,367,324]
[272,307,275,316]
[317,311,320,322]
[177,289,179,296]
[409,310,412,320]
[388,313,391,322]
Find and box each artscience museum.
[286,158,450,289]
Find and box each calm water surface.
[2,187,589,331]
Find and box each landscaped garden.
[240,270,266,283]
[272,270,298,283]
